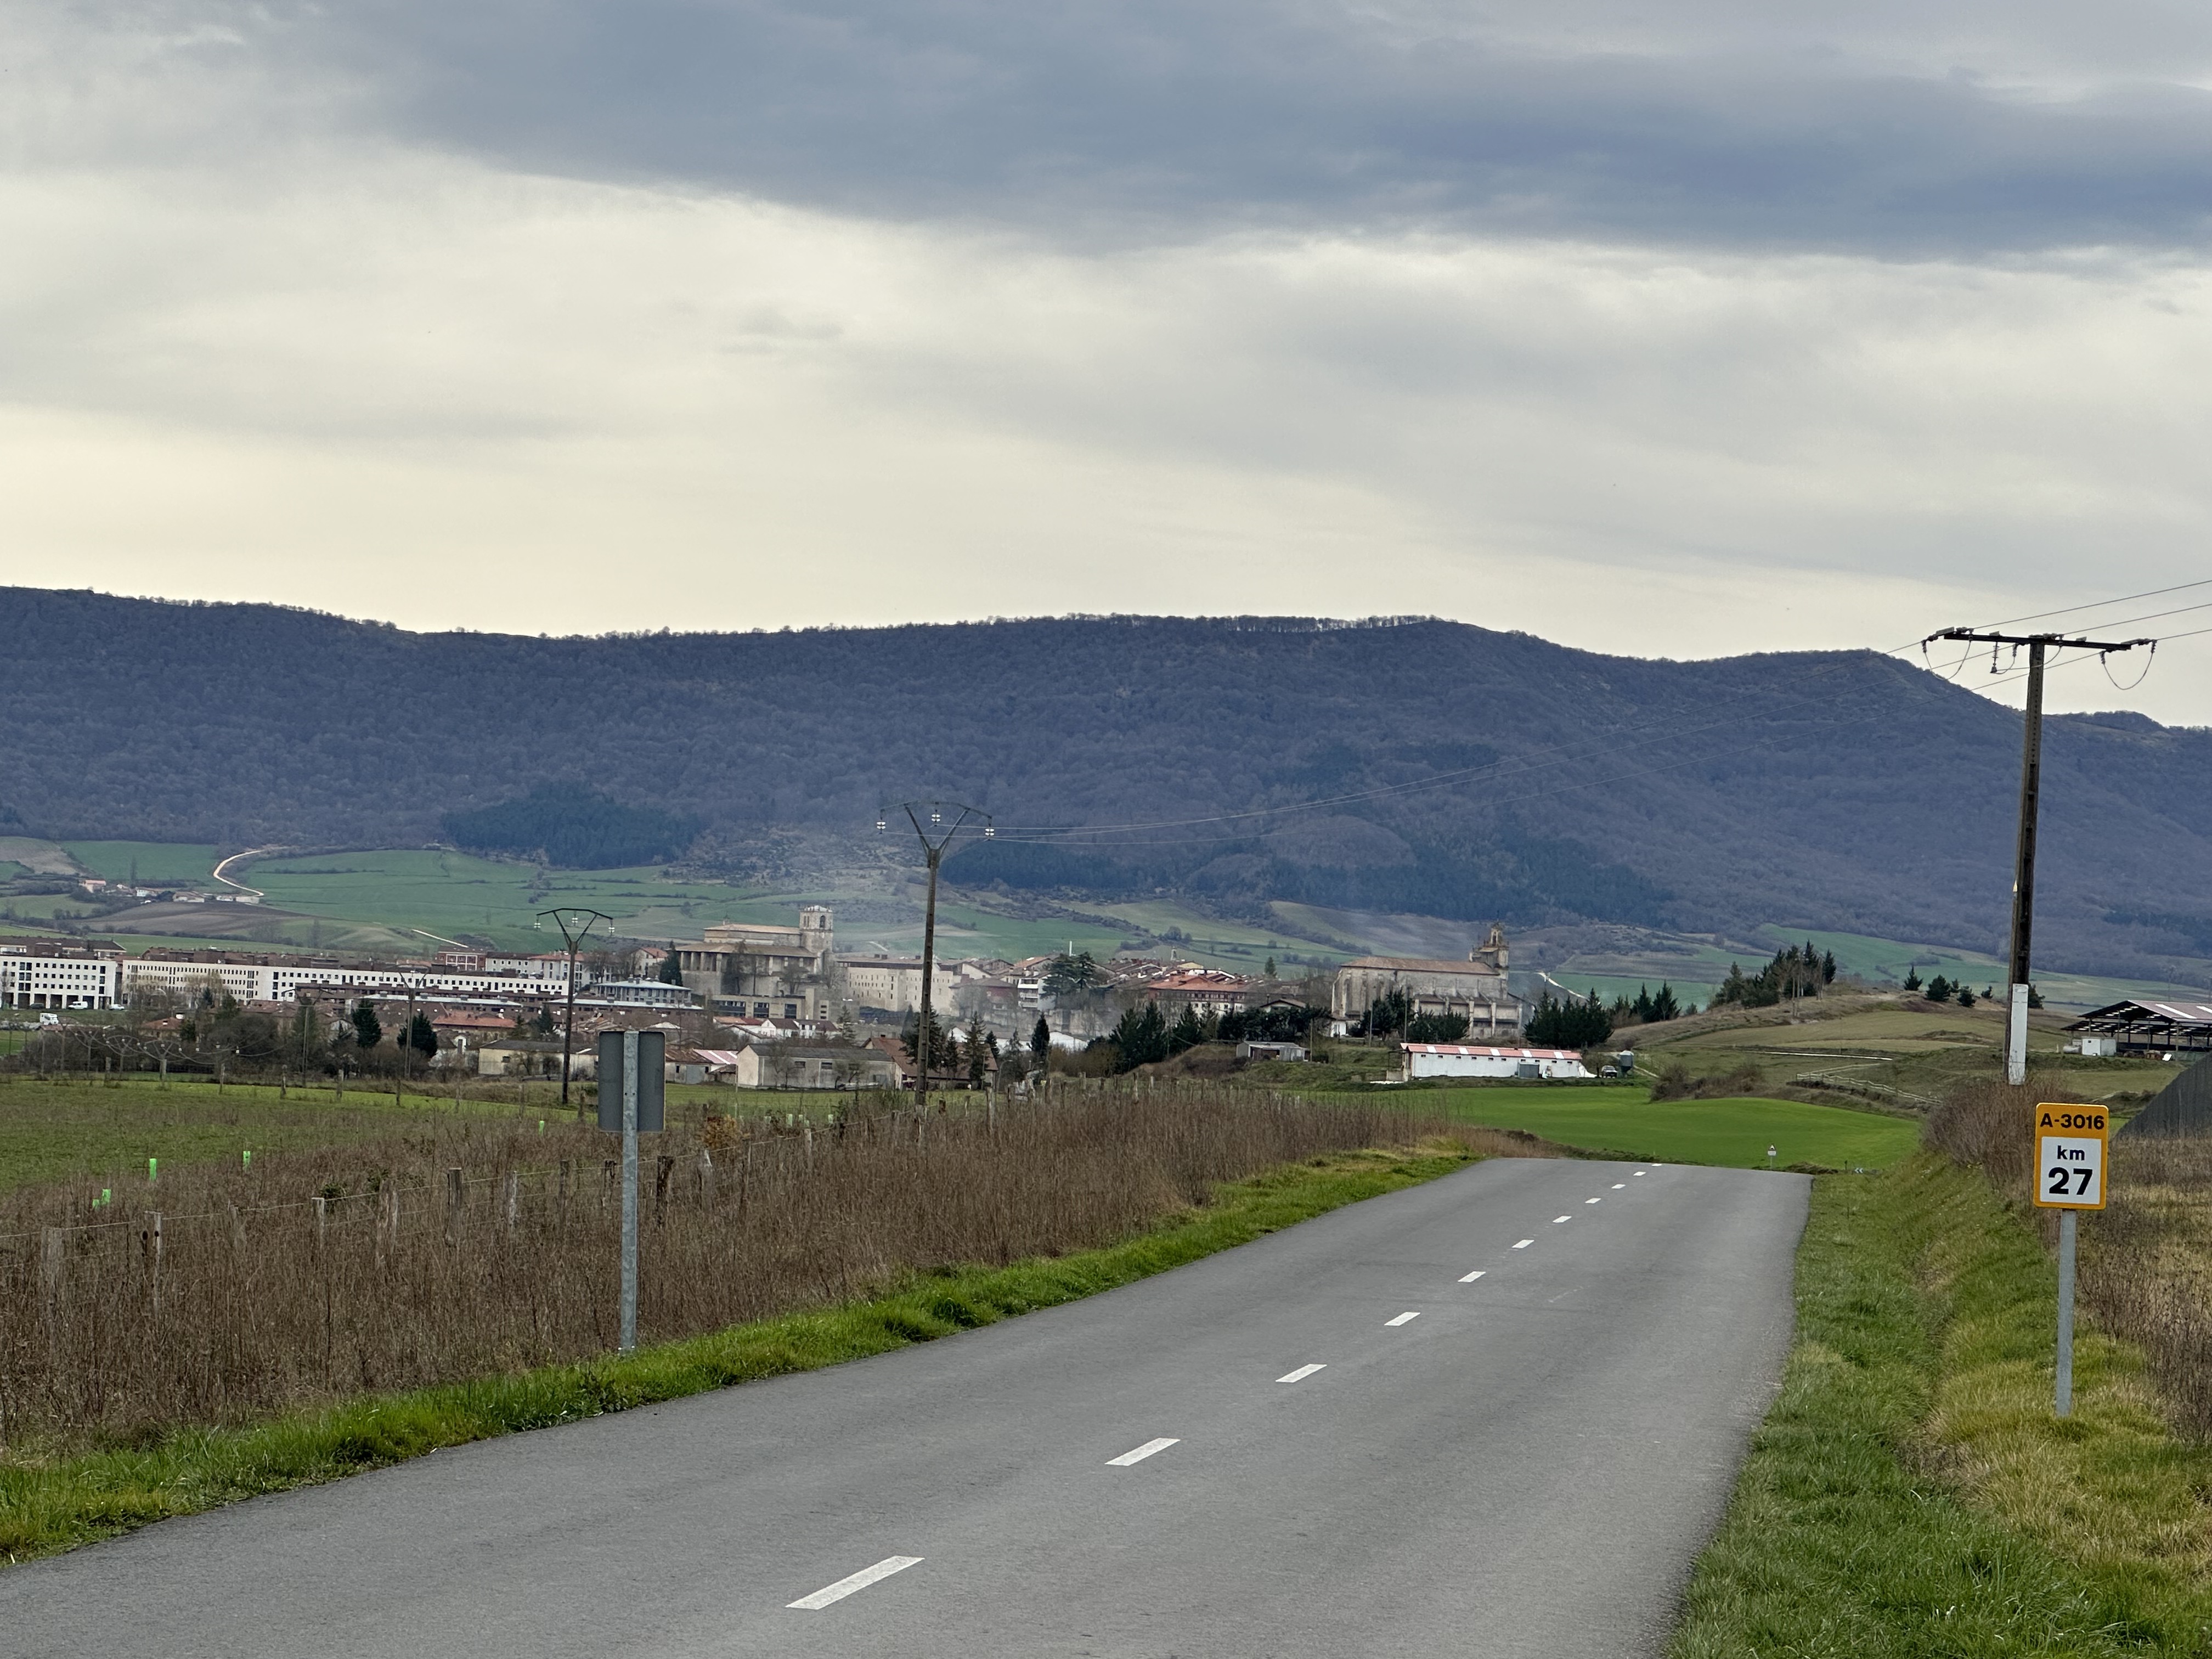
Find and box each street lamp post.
[879,803,991,1115]
[539,907,612,1112]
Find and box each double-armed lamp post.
[879,803,992,1114]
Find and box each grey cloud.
[269,0,2212,255]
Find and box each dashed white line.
[1513,1239,1533,1249]
[1552,1216,1571,1224]
[1585,1197,1602,1205]
[1634,1170,1647,1177]
[1612,1183,1626,1189]
[1385,1311,1421,1327]
[1107,1437,1180,1466]
[1459,1269,1486,1282]
[1277,1363,1327,1384]
[788,1556,923,1610]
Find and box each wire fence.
[0,1079,1475,1452]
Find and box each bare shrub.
[2081,1132,2212,1437]
[1649,1060,1764,1102]
[0,1081,1498,1452]
[1921,1077,2049,1192]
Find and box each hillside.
[3,588,2207,985]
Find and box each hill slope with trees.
[2,588,2205,984]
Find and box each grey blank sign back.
[597,1029,667,1132]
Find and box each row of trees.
[1093,1000,1316,1074]
[1711,943,1837,1010]
[1901,969,1990,1007]
[1608,983,1690,1026]
[1526,991,1615,1048]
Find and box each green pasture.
[1404,1085,1922,1170]
[61,842,223,885]
[0,1076,551,1194]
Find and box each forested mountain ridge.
[4,587,2207,985]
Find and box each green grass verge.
[1400,1087,1922,1171]
[0,1144,1473,1565]
[1672,1156,2212,1656]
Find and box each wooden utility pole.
[1928,627,2149,1084]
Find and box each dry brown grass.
[0,1080,1490,1453]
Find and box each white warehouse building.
[1400,1043,1594,1081]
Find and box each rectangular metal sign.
[597,1029,667,1133]
[2033,1102,2107,1210]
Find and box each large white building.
[838,955,958,1015]
[121,955,582,1005]
[0,948,123,1009]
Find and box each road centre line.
[1513,1239,1533,1249]
[1459,1269,1486,1282]
[1277,1364,1327,1383]
[1107,1438,1180,1466]
[1553,1216,1571,1224]
[1386,1311,1421,1327]
[1585,1198,1601,1204]
[1612,1183,1626,1189]
[788,1556,923,1610]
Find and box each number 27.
[2047,1165,2094,1196]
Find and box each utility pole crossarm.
[1930,628,2152,653]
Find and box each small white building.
[1401,1043,1593,1081]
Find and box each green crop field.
[0,1077,560,1195]
[1400,1086,1923,1170]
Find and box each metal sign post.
[597,1029,664,1355]
[2032,1101,2109,1417]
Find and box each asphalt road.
[1,1155,1809,1659]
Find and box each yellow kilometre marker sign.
[2033,1102,2108,1210]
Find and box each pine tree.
[407,1013,438,1057]
[1030,1014,1052,1075]
[1926,975,1954,1003]
[968,1029,990,1086]
[1821,950,1838,983]
[1169,1005,1204,1054]
[1903,967,1923,991]
[1650,983,1681,1023]
[352,1001,383,1051]
[657,945,685,986]
[1263,956,1277,979]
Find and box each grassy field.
[1400,1085,1923,1170]
[1674,1155,2212,1656]
[0,1076,554,1195]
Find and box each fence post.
[142,1211,163,1314]
[383,1182,400,1239]
[41,1227,64,1335]
[802,1117,814,1170]
[697,1148,716,1210]
[228,1200,246,1251]
[503,1170,520,1234]
[445,1167,464,1245]
[654,1154,673,1225]
[557,1159,572,1228]
[313,1194,328,1244]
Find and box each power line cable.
[1971,577,2212,632]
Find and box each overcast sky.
[4,1,2209,718]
